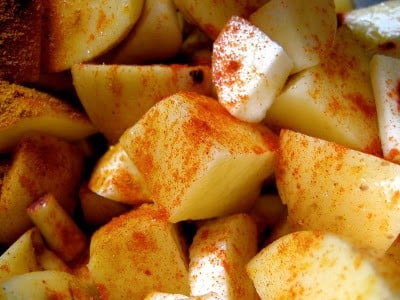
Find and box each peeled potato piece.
[72,64,213,143]
[0,81,96,153]
[42,0,144,72]
[246,231,395,299]
[276,129,400,254]
[2,270,99,299]
[88,204,190,299]
[120,92,278,222]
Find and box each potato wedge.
[120,92,278,222]
[88,204,189,299]
[72,64,213,143]
[276,129,400,254]
[0,134,85,244]
[42,0,144,72]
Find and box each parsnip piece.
[42,0,144,72]
[88,143,151,205]
[212,16,293,123]
[189,214,258,299]
[88,204,189,299]
[173,0,267,39]
[2,270,99,299]
[120,92,278,222]
[276,129,400,254]
[0,81,96,153]
[246,231,395,299]
[27,194,87,262]
[72,64,213,143]
[0,228,41,299]
[250,0,336,73]
[79,183,130,226]
[265,26,380,155]
[370,54,400,163]
[0,134,85,245]
[106,0,182,64]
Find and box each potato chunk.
[189,213,258,299]
[88,204,189,299]
[276,129,400,254]
[120,92,278,222]
[246,231,395,299]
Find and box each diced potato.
[88,143,151,205]
[250,0,336,73]
[79,183,130,226]
[173,0,267,39]
[27,194,87,262]
[0,134,85,244]
[246,231,395,299]
[120,92,278,222]
[370,54,400,163]
[105,0,183,64]
[2,270,99,299]
[189,213,258,299]
[265,26,380,155]
[88,204,190,299]
[276,129,400,254]
[212,16,293,122]
[0,81,96,153]
[41,0,144,72]
[72,64,213,143]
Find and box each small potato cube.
[213,16,293,123]
[88,203,190,299]
[120,92,278,222]
[189,213,258,299]
[246,231,395,299]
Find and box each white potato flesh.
[370,54,400,163]
[145,292,223,300]
[173,0,267,40]
[212,16,293,123]
[265,26,380,155]
[189,213,258,299]
[246,231,395,299]
[250,0,337,73]
[72,64,213,143]
[276,129,400,254]
[88,204,189,299]
[107,0,183,64]
[120,92,278,222]
[89,143,151,205]
[2,270,99,299]
[42,0,144,72]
